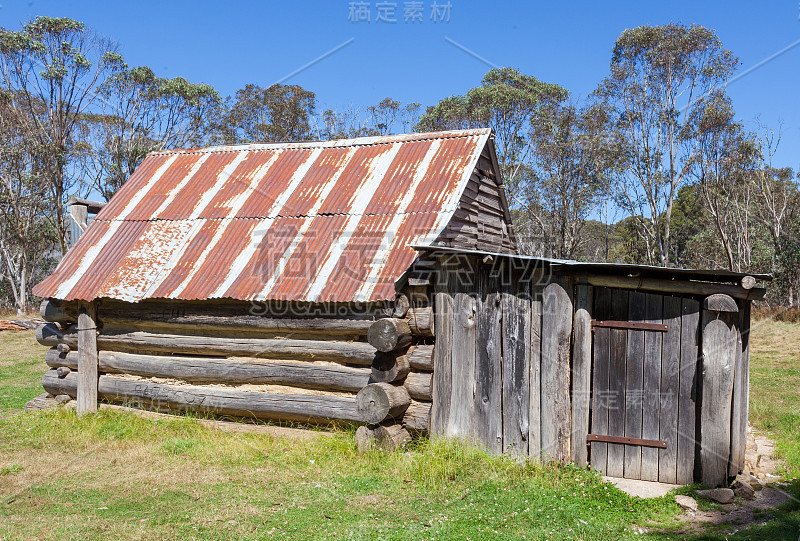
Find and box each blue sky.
[2,0,799,168]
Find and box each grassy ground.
[0,320,798,540]
[748,317,800,479]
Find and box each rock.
[55,394,72,404]
[675,495,698,512]
[736,473,763,491]
[696,488,735,504]
[731,480,756,500]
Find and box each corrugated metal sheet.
[34,128,492,303]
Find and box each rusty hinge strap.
[591,320,668,332]
[586,434,667,448]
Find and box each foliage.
[593,24,739,266]
[520,101,619,258]
[416,67,568,201]
[0,16,123,254]
[85,65,220,200]
[211,83,315,145]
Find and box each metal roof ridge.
[91,209,453,223]
[146,128,492,157]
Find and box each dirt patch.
[673,485,791,536]
[671,424,790,536]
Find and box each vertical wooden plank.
[641,293,664,481]
[623,291,646,479]
[571,284,593,466]
[739,302,751,472]
[700,308,737,487]
[502,275,531,456]
[658,295,681,484]
[77,300,98,414]
[606,288,629,478]
[528,282,543,461]
[431,258,454,436]
[729,301,749,477]
[448,259,477,439]
[677,298,700,485]
[540,276,573,462]
[474,261,503,453]
[590,287,612,474]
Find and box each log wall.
[38,299,391,427]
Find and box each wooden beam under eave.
[585,274,765,301]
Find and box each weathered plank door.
[589,287,700,484]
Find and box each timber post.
[76,300,98,414]
[571,282,593,466]
[699,293,738,487]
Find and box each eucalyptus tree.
[524,101,619,259]
[213,83,316,144]
[415,68,568,207]
[86,65,219,200]
[593,24,739,266]
[0,16,125,253]
[689,92,760,272]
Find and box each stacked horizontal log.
[355,284,435,450]
[37,299,383,427]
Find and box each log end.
[367,318,412,352]
[356,383,410,424]
[370,352,410,383]
[704,294,739,313]
[35,323,63,347]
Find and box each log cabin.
[32,128,768,487]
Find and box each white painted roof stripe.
[53,154,180,299]
[209,147,324,298]
[301,143,403,302]
[143,151,284,299]
[254,147,358,299]
[353,139,443,302]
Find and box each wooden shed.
[32,128,766,488]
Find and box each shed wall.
[429,255,751,487]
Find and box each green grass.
[0,330,50,411]
[0,323,798,540]
[748,319,800,479]
[0,408,683,540]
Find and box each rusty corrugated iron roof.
[34,129,493,303]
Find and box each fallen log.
[42,369,361,424]
[37,327,376,366]
[370,352,410,383]
[367,318,412,352]
[46,349,371,392]
[407,345,434,371]
[356,383,410,424]
[404,372,432,401]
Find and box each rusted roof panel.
[33,128,493,303]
